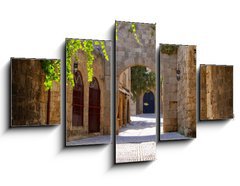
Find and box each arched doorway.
[88,77,100,133]
[72,71,84,126]
[143,91,155,113]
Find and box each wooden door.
[143,91,155,113]
[88,78,100,133]
[72,71,84,127]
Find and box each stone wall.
[116,21,156,75]
[66,40,111,142]
[177,46,196,137]
[117,68,131,133]
[130,98,136,116]
[160,45,196,138]
[200,65,233,120]
[11,58,60,126]
[160,51,178,132]
[200,65,207,119]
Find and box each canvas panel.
[65,39,112,146]
[160,44,196,141]
[200,64,233,120]
[115,21,156,163]
[11,58,61,127]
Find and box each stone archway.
[116,65,156,130]
[117,58,155,78]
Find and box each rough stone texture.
[117,67,131,133]
[160,45,196,138]
[116,21,156,133]
[66,40,111,142]
[11,58,60,126]
[116,21,156,76]
[200,65,233,120]
[160,52,178,132]
[130,98,136,116]
[200,64,207,119]
[177,46,196,137]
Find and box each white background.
[0,0,240,186]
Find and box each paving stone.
[116,142,156,163]
[66,135,111,146]
[116,113,156,163]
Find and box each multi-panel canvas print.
[65,39,111,146]
[115,21,156,163]
[200,64,233,120]
[11,58,61,127]
[160,44,196,141]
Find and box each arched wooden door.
[88,78,100,133]
[72,71,84,127]
[143,91,155,113]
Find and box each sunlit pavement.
[116,113,156,163]
[116,142,156,163]
[66,135,111,146]
[160,116,190,141]
[116,113,156,143]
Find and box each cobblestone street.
[116,113,156,163]
[67,113,157,162]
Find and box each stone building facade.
[11,58,60,126]
[66,40,111,142]
[160,52,178,131]
[160,45,196,137]
[117,68,131,133]
[116,21,156,133]
[200,65,233,120]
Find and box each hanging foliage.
[129,23,142,45]
[115,22,142,45]
[66,39,109,84]
[131,66,156,100]
[160,44,179,55]
[41,59,61,90]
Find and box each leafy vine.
[131,66,155,101]
[129,23,142,45]
[41,59,61,90]
[160,44,179,55]
[66,39,109,84]
[115,22,142,45]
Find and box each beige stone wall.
[130,98,136,116]
[48,81,61,124]
[200,65,207,119]
[116,21,156,75]
[66,40,111,142]
[160,51,178,132]
[177,46,196,137]
[160,45,196,138]
[200,65,233,120]
[11,58,60,126]
[117,68,131,133]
